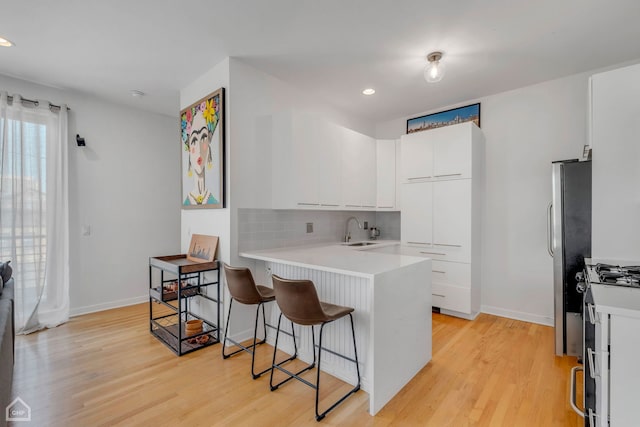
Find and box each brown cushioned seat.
[270,274,361,421]
[222,264,294,379]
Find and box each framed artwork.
[187,234,219,263]
[181,88,225,209]
[407,103,480,134]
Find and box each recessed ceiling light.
[130,90,145,98]
[362,88,376,95]
[0,37,14,47]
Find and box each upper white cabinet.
[400,123,476,182]
[272,112,342,209]
[376,139,397,210]
[341,128,377,209]
[272,111,385,211]
[433,126,472,179]
[317,121,343,207]
[401,131,433,181]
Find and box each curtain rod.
[5,94,71,112]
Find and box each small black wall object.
[76,134,86,147]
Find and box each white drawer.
[431,283,470,314]
[400,244,470,263]
[431,261,471,289]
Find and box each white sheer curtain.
[0,91,69,334]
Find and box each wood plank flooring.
[9,304,584,426]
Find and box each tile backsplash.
[238,209,400,252]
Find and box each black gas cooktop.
[593,263,640,287]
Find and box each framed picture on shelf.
[181,87,225,209]
[407,103,480,134]
[187,234,219,263]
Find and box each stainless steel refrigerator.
[548,159,591,357]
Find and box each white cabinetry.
[376,139,398,210]
[272,112,342,209]
[401,182,432,246]
[341,128,376,209]
[400,122,484,319]
[433,180,471,263]
[589,292,640,426]
[401,131,433,182]
[272,111,386,211]
[590,63,640,260]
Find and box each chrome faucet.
[344,216,362,242]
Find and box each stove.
[587,263,640,287]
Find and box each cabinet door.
[400,132,433,182]
[433,179,471,262]
[609,314,640,426]
[433,124,472,179]
[292,114,320,207]
[341,129,376,208]
[376,139,396,209]
[360,134,377,209]
[341,127,363,208]
[401,182,433,245]
[317,121,342,207]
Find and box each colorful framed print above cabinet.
[407,103,480,134]
[181,87,225,209]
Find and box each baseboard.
[480,305,553,326]
[70,295,148,317]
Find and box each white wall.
[377,72,590,325]
[0,74,180,316]
[180,58,231,262]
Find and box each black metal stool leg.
[314,315,361,421]
[250,302,270,379]
[223,300,280,379]
[270,314,314,391]
[221,298,234,359]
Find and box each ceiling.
[2,0,640,123]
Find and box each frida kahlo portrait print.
[181,88,225,209]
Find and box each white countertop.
[240,241,429,278]
[592,283,640,319]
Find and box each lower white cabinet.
[608,314,640,426]
[431,283,471,314]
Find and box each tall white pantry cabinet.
[400,122,484,319]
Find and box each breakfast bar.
[240,242,432,415]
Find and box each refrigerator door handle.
[547,202,554,257]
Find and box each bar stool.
[269,275,361,421]
[221,264,297,379]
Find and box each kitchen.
[2,1,640,425]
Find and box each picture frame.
[187,234,219,263]
[181,87,225,209]
[406,103,480,134]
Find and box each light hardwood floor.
[10,304,584,426]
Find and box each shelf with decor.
[149,254,220,356]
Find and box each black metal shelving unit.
[149,255,220,356]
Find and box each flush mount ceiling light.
[424,51,445,83]
[362,88,376,95]
[0,36,14,47]
[130,90,145,98]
